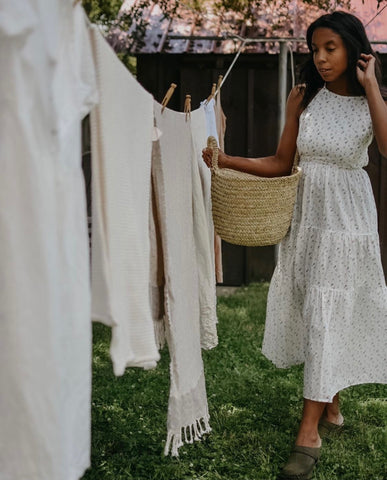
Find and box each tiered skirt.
[262,161,387,402]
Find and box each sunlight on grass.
[82,283,387,480]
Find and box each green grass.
[82,283,387,480]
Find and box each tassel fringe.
[164,415,212,457]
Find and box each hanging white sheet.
[90,27,160,374]
[0,2,97,479]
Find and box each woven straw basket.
[208,136,302,247]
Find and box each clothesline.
[166,32,385,103]
[365,2,387,27]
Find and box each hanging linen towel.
[90,27,160,374]
[191,107,218,349]
[153,103,212,456]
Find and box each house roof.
[109,0,387,54]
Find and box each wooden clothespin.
[206,83,217,104]
[73,0,81,6]
[216,75,223,92]
[184,94,191,122]
[161,83,177,113]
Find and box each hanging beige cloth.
[149,165,166,348]
[213,91,227,283]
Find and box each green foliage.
[82,283,387,480]
[82,0,124,25]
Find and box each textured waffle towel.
[153,103,213,455]
[90,27,160,374]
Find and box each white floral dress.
[262,85,387,402]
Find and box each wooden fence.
[134,52,387,284]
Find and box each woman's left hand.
[356,53,377,88]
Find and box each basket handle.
[207,136,219,170]
[208,135,299,173]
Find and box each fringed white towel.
[153,103,212,456]
[90,27,160,374]
[191,107,218,349]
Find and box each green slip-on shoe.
[277,445,321,480]
[318,416,344,439]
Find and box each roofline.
[167,34,387,45]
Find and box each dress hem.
[262,350,387,403]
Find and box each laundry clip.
[184,94,191,121]
[205,83,217,104]
[217,75,223,91]
[161,83,177,113]
[73,0,81,6]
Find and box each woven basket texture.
[208,136,302,246]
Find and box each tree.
[82,0,386,55]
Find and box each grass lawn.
[82,283,387,480]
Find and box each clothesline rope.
[365,2,387,27]
[215,39,247,97]
[288,43,295,88]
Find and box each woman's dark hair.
[298,11,386,108]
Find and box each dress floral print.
[262,86,387,402]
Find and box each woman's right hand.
[201,147,227,169]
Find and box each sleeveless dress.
[262,86,387,402]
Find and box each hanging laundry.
[197,98,218,256]
[153,103,213,456]
[213,91,227,284]
[90,27,160,374]
[199,96,224,284]
[0,2,97,480]
[200,97,220,144]
[191,107,218,349]
[149,164,166,348]
[150,123,218,350]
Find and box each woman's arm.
[202,86,303,177]
[357,54,387,158]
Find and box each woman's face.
[311,27,349,84]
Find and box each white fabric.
[213,92,227,283]
[90,27,160,375]
[153,103,211,456]
[200,98,219,144]
[0,2,96,479]
[263,86,387,402]
[191,108,218,349]
[0,0,37,38]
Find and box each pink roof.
[111,0,387,54]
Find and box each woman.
[202,11,387,480]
